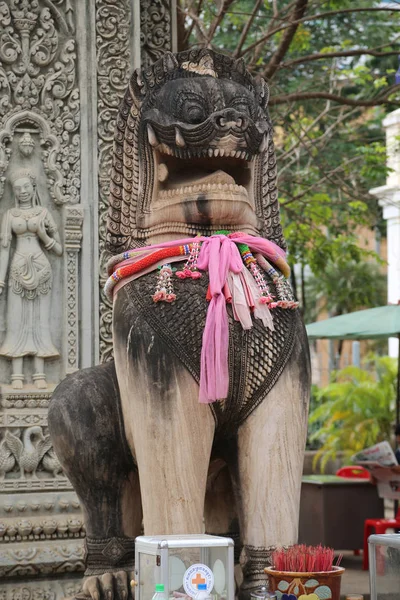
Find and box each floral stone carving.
[0,0,80,205]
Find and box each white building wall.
[370,108,400,357]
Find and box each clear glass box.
[368,533,400,599]
[134,534,235,600]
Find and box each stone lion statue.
[49,49,311,600]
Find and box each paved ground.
[339,500,399,598]
[340,552,370,597]
[339,551,400,599]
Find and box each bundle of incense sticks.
[272,545,343,572]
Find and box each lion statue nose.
[215,109,248,131]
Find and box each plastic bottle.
[153,584,167,600]
[194,583,212,600]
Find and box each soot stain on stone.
[115,283,187,409]
[128,316,175,401]
[196,193,211,225]
[48,361,136,536]
[293,315,312,411]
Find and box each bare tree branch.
[179,0,204,48]
[239,6,400,58]
[280,154,365,207]
[182,5,209,44]
[207,0,235,45]
[247,0,301,69]
[233,0,263,57]
[279,45,400,70]
[277,106,356,172]
[269,84,400,107]
[275,102,385,208]
[263,0,309,79]
[276,61,350,171]
[281,137,372,207]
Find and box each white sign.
[183,563,214,597]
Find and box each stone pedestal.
[0,577,83,600]
[0,387,85,583]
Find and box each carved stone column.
[96,0,134,364]
[64,205,84,374]
[140,0,178,68]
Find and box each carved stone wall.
[63,205,84,374]
[0,0,85,589]
[0,578,83,600]
[0,0,176,596]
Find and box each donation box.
[134,534,235,600]
[368,533,400,599]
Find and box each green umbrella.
[306,304,400,424]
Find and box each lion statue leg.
[49,356,243,600]
[48,361,142,600]
[113,288,216,536]
[232,326,311,600]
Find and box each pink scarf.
[196,235,244,402]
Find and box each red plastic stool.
[336,466,371,479]
[362,508,400,570]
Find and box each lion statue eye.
[230,99,253,117]
[183,102,206,124]
[175,92,208,124]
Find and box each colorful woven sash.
[105,233,294,404]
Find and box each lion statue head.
[106,48,285,254]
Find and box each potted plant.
[264,545,344,600]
